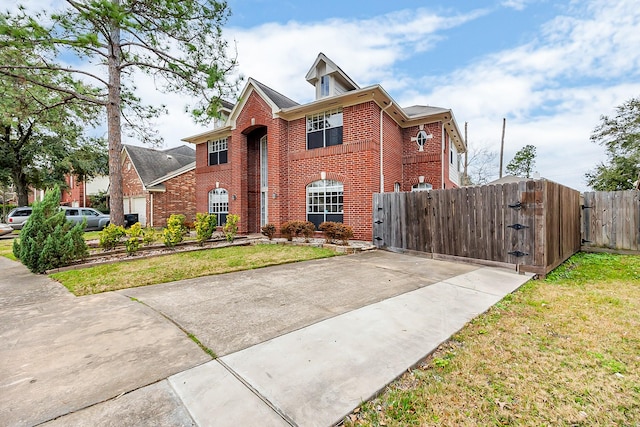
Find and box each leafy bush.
[280,220,316,242]
[223,214,239,242]
[99,223,126,251]
[194,212,217,246]
[142,225,157,246]
[124,222,142,255]
[12,186,88,273]
[261,223,276,240]
[319,221,354,245]
[163,214,186,248]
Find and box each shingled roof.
[252,79,300,109]
[123,144,195,187]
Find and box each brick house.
[121,144,197,227]
[183,53,466,240]
[60,175,109,208]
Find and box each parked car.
[61,207,111,231]
[6,207,32,230]
[0,223,14,236]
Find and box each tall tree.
[0,1,237,225]
[0,49,103,206]
[464,146,499,185]
[586,96,640,190]
[505,144,537,178]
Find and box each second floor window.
[208,138,228,166]
[307,109,343,149]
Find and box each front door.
[260,135,268,226]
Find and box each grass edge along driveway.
[50,244,338,296]
[346,252,640,427]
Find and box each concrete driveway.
[0,249,531,426]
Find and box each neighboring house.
[183,53,466,240]
[60,175,109,208]
[121,144,196,227]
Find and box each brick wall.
[150,170,197,227]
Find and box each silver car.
[0,223,13,236]
[6,207,32,230]
[61,207,111,230]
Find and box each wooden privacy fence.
[373,180,581,277]
[582,190,640,252]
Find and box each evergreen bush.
[99,223,126,251]
[223,214,239,242]
[194,212,217,246]
[12,186,88,273]
[163,214,186,248]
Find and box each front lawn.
[347,252,640,426]
[50,244,338,296]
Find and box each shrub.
[12,186,88,273]
[301,221,316,242]
[319,221,354,245]
[99,223,127,251]
[194,212,217,246]
[223,214,239,242]
[280,221,296,241]
[163,214,186,248]
[142,225,157,246]
[124,222,143,255]
[280,220,316,242]
[261,223,276,240]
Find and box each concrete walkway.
[0,250,531,426]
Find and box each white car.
[0,223,13,236]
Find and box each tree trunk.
[106,5,124,226]
[14,173,29,207]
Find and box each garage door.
[132,197,147,226]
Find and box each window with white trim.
[208,188,228,225]
[208,138,228,166]
[306,109,343,149]
[306,179,344,228]
[412,183,433,192]
[320,75,330,97]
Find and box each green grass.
[347,253,640,426]
[50,244,338,295]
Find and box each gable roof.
[251,79,300,109]
[305,52,360,91]
[182,54,466,152]
[123,144,195,188]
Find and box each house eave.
[182,126,232,145]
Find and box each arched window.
[306,179,343,229]
[208,188,228,225]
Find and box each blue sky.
[12,0,640,190]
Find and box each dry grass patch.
[51,243,338,296]
[347,253,640,426]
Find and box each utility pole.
[464,122,469,185]
[499,117,506,178]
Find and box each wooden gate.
[582,191,640,252]
[373,180,581,276]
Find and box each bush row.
[261,220,354,245]
[99,212,240,253]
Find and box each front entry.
[246,128,267,233]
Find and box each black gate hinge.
[507,223,529,230]
[508,250,529,257]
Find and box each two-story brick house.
[183,53,466,240]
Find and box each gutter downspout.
[441,118,455,189]
[380,101,393,193]
[150,192,154,227]
[442,122,445,189]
